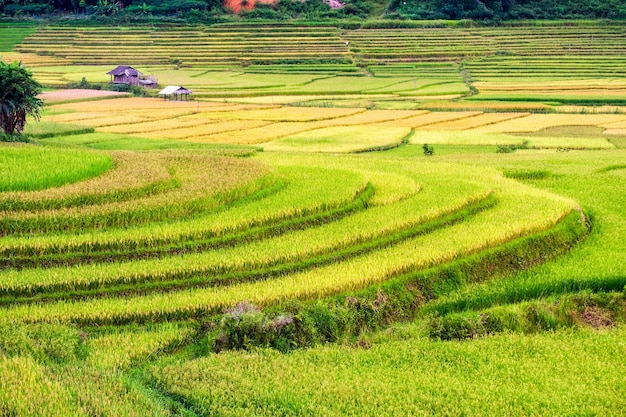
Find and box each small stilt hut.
[158,86,192,101]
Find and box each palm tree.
[0,60,43,136]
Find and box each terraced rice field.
[2,21,626,416]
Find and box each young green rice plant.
[22,122,95,138]
[150,326,626,416]
[0,173,577,325]
[0,145,112,192]
[0,355,82,417]
[0,153,271,236]
[86,324,194,371]
[0,151,177,211]
[0,166,493,299]
[0,164,367,261]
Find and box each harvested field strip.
[0,165,368,260]
[0,176,577,325]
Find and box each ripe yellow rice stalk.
[599,120,626,129]
[187,121,329,144]
[604,129,626,135]
[472,114,626,133]
[420,100,552,112]
[375,111,483,128]
[0,170,578,325]
[408,131,523,146]
[262,126,411,153]
[98,118,214,134]
[419,112,530,131]
[0,355,77,416]
[0,152,173,207]
[0,153,269,233]
[211,106,366,122]
[526,137,615,149]
[86,325,193,371]
[137,120,272,140]
[321,109,423,126]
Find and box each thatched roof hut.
[107,65,142,85]
[158,86,192,101]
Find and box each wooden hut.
[107,65,143,85]
[158,86,192,101]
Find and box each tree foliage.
[0,61,43,136]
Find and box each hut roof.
[158,86,192,95]
[107,65,142,77]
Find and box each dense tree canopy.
[0,61,43,136]
[0,0,624,19]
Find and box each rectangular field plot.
[472,114,626,133]
[408,131,524,146]
[375,111,483,128]
[524,136,614,150]
[211,106,365,122]
[185,122,326,144]
[419,112,530,131]
[137,120,272,140]
[262,126,411,153]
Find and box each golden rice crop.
[0,152,173,208]
[0,355,77,416]
[0,164,365,256]
[213,106,366,122]
[98,118,219,135]
[187,121,329,144]
[0,153,269,233]
[525,136,615,149]
[322,109,422,126]
[408,131,523,146]
[604,129,626,135]
[375,111,483,128]
[420,101,553,112]
[419,112,530,131]
[599,120,626,129]
[136,120,272,140]
[86,325,193,371]
[472,114,626,133]
[557,105,626,114]
[263,125,411,153]
[0,174,577,325]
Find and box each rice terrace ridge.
[0,5,625,416]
